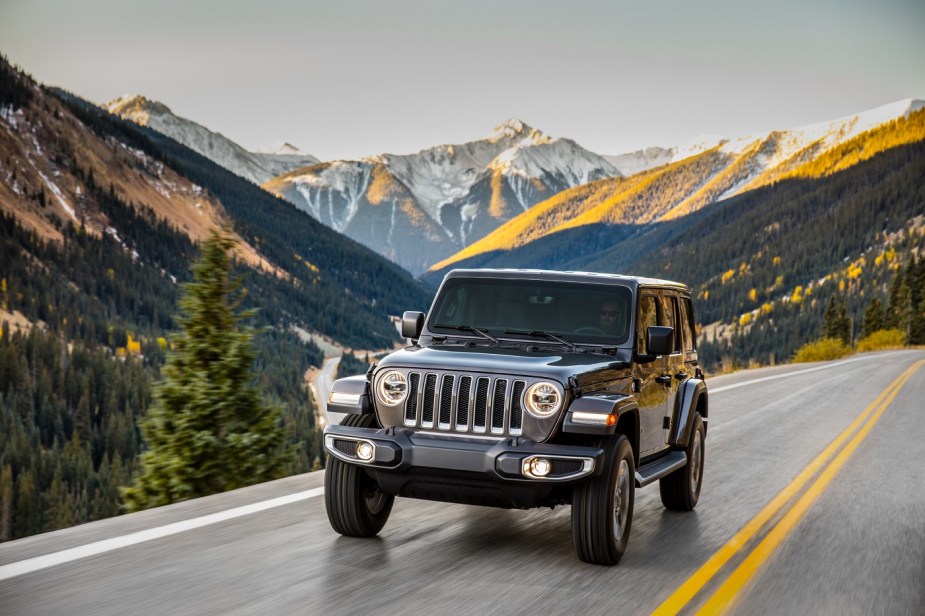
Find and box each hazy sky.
[2,0,923,161]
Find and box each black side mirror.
[646,325,674,357]
[401,311,425,340]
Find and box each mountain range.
[0,58,429,351]
[99,93,925,282]
[433,98,925,272]
[4,50,923,361]
[263,119,619,274]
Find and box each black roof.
[444,268,689,291]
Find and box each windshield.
[429,278,633,345]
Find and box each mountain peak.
[256,142,307,156]
[491,118,552,145]
[105,94,172,117]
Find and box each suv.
[322,269,707,565]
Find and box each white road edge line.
[0,486,325,582]
[709,355,872,394]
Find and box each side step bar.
[635,450,687,487]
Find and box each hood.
[375,343,630,385]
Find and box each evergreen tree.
[123,232,291,511]
[907,256,925,344]
[885,267,913,338]
[862,298,885,337]
[822,297,839,339]
[822,297,852,345]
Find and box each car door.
[660,292,686,445]
[635,291,669,458]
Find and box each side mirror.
[646,325,674,357]
[401,311,425,340]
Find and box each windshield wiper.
[504,329,577,351]
[433,324,499,343]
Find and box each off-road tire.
[659,413,705,511]
[572,434,635,565]
[324,413,394,537]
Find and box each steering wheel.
[574,326,607,335]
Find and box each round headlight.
[524,381,562,418]
[376,370,408,406]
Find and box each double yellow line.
[652,359,925,616]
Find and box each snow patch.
[37,171,78,222]
[0,105,18,128]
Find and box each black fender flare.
[327,375,373,416]
[669,379,707,447]
[563,393,640,447]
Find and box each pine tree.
[885,267,913,339]
[822,298,852,345]
[862,298,885,337]
[122,232,291,511]
[907,256,925,344]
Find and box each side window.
[661,294,682,354]
[636,294,659,354]
[681,297,697,352]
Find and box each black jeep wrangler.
[322,269,707,565]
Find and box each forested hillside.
[51,88,432,348]
[0,57,432,540]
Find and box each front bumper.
[323,424,605,508]
[323,424,604,483]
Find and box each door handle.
[655,374,672,385]
[675,372,688,381]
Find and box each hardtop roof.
[444,268,690,292]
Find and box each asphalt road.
[2,350,923,615]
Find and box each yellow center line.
[697,359,924,615]
[651,359,925,616]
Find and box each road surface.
[2,350,923,615]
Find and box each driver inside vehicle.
[599,300,625,335]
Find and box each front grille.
[405,373,420,423]
[333,439,358,457]
[403,371,525,437]
[550,459,584,476]
[421,373,437,427]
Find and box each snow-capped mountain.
[434,98,925,272]
[105,95,318,185]
[659,98,925,219]
[264,119,619,274]
[604,99,925,217]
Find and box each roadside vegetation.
[792,257,924,363]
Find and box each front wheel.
[572,434,635,565]
[324,413,394,537]
[660,413,705,511]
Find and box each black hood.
[376,343,630,385]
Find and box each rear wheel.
[660,413,705,511]
[572,434,635,565]
[324,413,394,537]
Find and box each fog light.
[530,457,551,477]
[356,442,374,461]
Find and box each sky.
[2,0,924,161]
